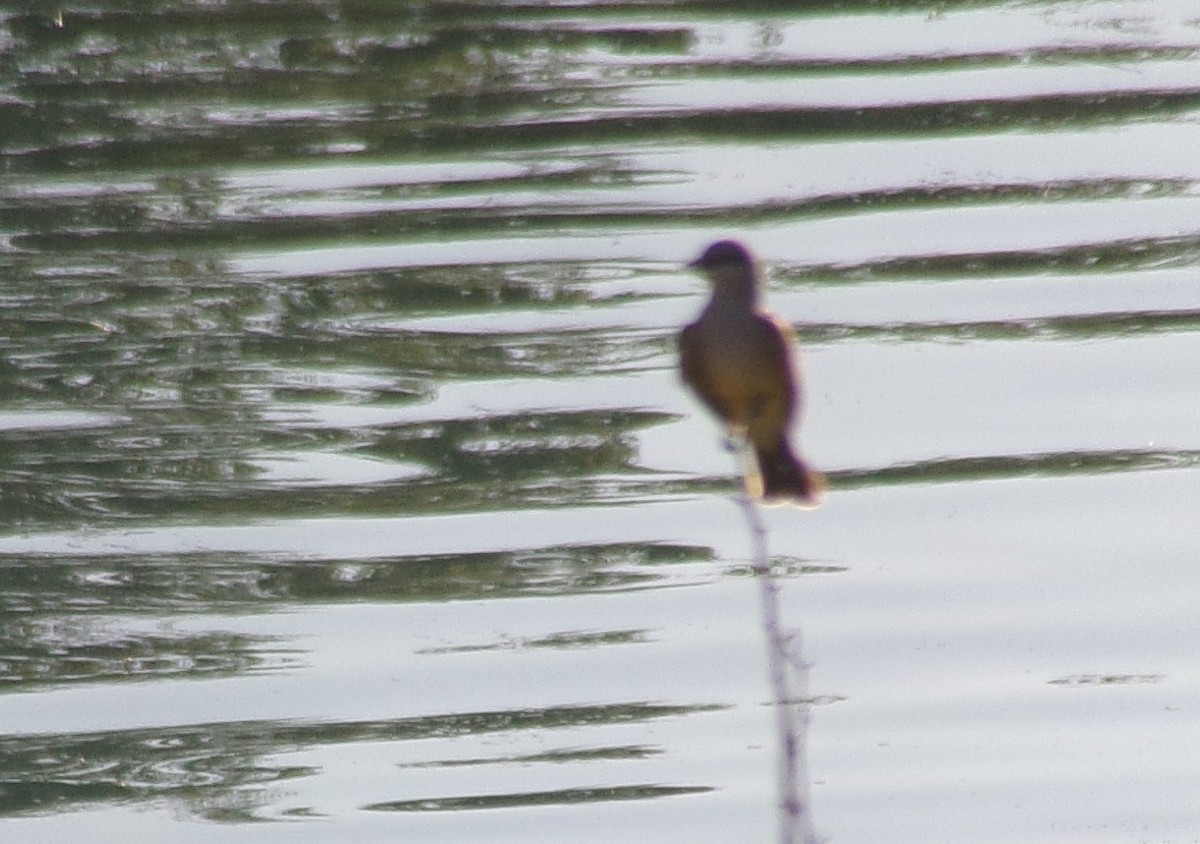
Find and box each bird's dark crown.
[688,239,753,270]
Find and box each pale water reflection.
[2,1,1200,843]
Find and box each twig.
[734,491,820,844]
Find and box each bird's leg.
[721,424,749,454]
[720,428,763,499]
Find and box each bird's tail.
[752,438,825,508]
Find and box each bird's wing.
[679,321,731,418]
[753,313,798,379]
[678,321,705,389]
[750,312,801,416]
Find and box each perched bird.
[679,239,824,507]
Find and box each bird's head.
[686,239,753,271]
[687,239,759,302]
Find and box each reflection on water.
[0,542,711,616]
[0,702,713,819]
[2,1,1200,842]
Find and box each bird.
[678,239,824,507]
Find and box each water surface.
[2,2,1199,842]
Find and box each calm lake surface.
[2,1,1199,841]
